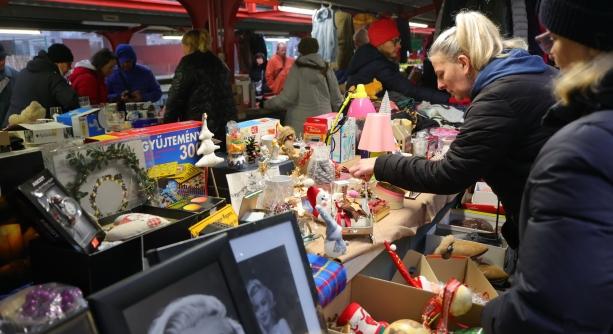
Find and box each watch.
[49,195,81,225]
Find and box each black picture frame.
[226,212,326,334]
[17,169,105,254]
[88,233,261,334]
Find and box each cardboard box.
[391,250,438,287]
[56,107,105,137]
[236,118,279,144]
[304,113,356,163]
[472,181,498,206]
[426,255,499,325]
[10,122,70,145]
[324,275,435,329]
[0,131,10,152]
[87,121,202,168]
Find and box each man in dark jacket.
[482,0,613,332]
[163,44,236,149]
[4,44,78,126]
[106,44,162,103]
[0,44,18,127]
[346,18,450,104]
[350,47,558,250]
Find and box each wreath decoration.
[89,174,129,218]
[66,142,156,205]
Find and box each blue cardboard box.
[56,107,105,137]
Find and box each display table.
[306,193,456,280]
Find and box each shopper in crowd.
[353,28,369,49]
[0,44,19,128]
[263,37,342,131]
[163,29,236,149]
[349,11,559,252]
[346,18,450,104]
[249,52,269,100]
[265,42,294,95]
[4,43,78,125]
[106,44,162,103]
[482,1,613,332]
[247,279,290,334]
[69,48,117,106]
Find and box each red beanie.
[368,18,400,47]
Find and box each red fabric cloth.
[265,54,294,95]
[368,18,400,47]
[68,67,108,105]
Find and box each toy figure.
[277,125,297,158]
[270,139,280,161]
[306,186,330,219]
[314,187,347,258]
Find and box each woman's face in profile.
[252,290,273,327]
[430,53,474,99]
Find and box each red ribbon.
[421,278,464,334]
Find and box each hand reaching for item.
[348,158,376,181]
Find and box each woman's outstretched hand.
[348,158,377,181]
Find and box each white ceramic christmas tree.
[195,113,224,167]
[379,90,391,114]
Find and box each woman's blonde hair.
[182,29,211,53]
[429,11,527,72]
[554,52,613,106]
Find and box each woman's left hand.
[348,158,377,180]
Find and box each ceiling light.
[409,22,429,28]
[81,21,140,28]
[162,35,183,40]
[0,29,41,35]
[278,5,316,16]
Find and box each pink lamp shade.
[348,97,376,118]
[358,112,396,152]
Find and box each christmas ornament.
[245,136,260,164]
[337,302,387,334]
[195,113,223,168]
[383,319,430,334]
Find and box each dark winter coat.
[105,45,162,103]
[4,51,78,126]
[0,65,18,127]
[346,44,449,103]
[482,69,613,334]
[374,49,559,249]
[164,51,237,147]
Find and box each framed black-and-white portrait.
[227,212,326,334]
[88,233,261,334]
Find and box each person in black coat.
[482,0,613,332]
[346,18,450,104]
[164,30,237,149]
[4,44,78,126]
[349,11,559,250]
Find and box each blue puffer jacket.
[346,44,449,103]
[482,69,613,333]
[105,44,162,103]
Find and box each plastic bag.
[0,283,87,333]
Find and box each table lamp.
[347,84,376,118]
[358,112,396,157]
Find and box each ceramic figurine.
[315,188,347,258]
[195,113,223,168]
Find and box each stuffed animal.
[8,101,46,125]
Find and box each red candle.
[383,241,422,289]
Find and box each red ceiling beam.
[41,0,186,13]
[236,8,311,24]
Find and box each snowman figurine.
[311,187,347,258]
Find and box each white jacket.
[266,53,343,133]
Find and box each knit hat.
[298,37,319,55]
[368,18,400,48]
[115,43,137,65]
[47,44,74,63]
[539,0,613,51]
[0,44,7,58]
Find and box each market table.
[306,193,456,280]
